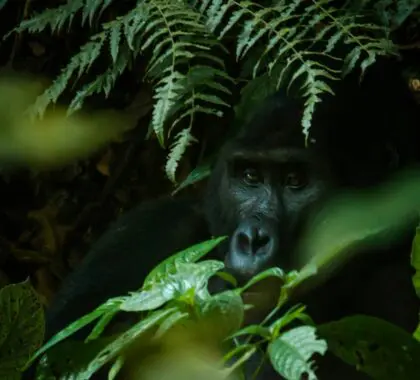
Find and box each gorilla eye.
[243,168,263,185]
[285,171,306,189]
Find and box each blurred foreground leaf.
[0,71,136,169]
[291,170,420,289]
[318,315,420,379]
[410,226,420,341]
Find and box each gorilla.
[26,57,420,380]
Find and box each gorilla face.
[203,89,336,285]
[206,142,332,284]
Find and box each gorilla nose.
[227,218,278,283]
[234,222,272,256]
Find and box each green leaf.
[109,21,121,63]
[0,279,45,373]
[318,315,420,379]
[214,271,238,288]
[268,326,327,380]
[154,310,189,339]
[73,308,177,379]
[172,161,212,195]
[229,324,271,340]
[270,304,311,337]
[86,309,120,342]
[410,225,420,342]
[166,128,197,183]
[295,172,420,290]
[143,236,226,287]
[200,290,244,338]
[413,323,420,342]
[108,355,124,380]
[410,226,420,299]
[36,337,114,376]
[30,298,123,365]
[241,267,285,293]
[120,284,174,312]
[122,260,225,312]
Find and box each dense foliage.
[0,1,419,379]
[5,0,419,182]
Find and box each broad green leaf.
[294,172,420,290]
[144,237,226,286]
[122,260,225,312]
[268,326,327,380]
[0,279,44,373]
[318,315,420,379]
[200,290,244,338]
[120,284,174,312]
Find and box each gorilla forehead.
[235,90,307,149]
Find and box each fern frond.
[152,71,187,144]
[81,0,115,27]
[200,1,340,141]
[314,3,395,76]
[198,0,396,142]
[7,0,84,35]
[162,63,232,180]
[29,32,107,119]
[127,1,231,150]
[105,19,122,63]
[166,128,197,183]
[10,0,231,182]
[5,0,117,36]
[68,43,131,114]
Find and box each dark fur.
[26,58,420,380]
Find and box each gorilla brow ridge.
[230,148,313,163]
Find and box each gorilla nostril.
[236,226,271,255]
[237,232,251,252]
[252,231,270,252]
